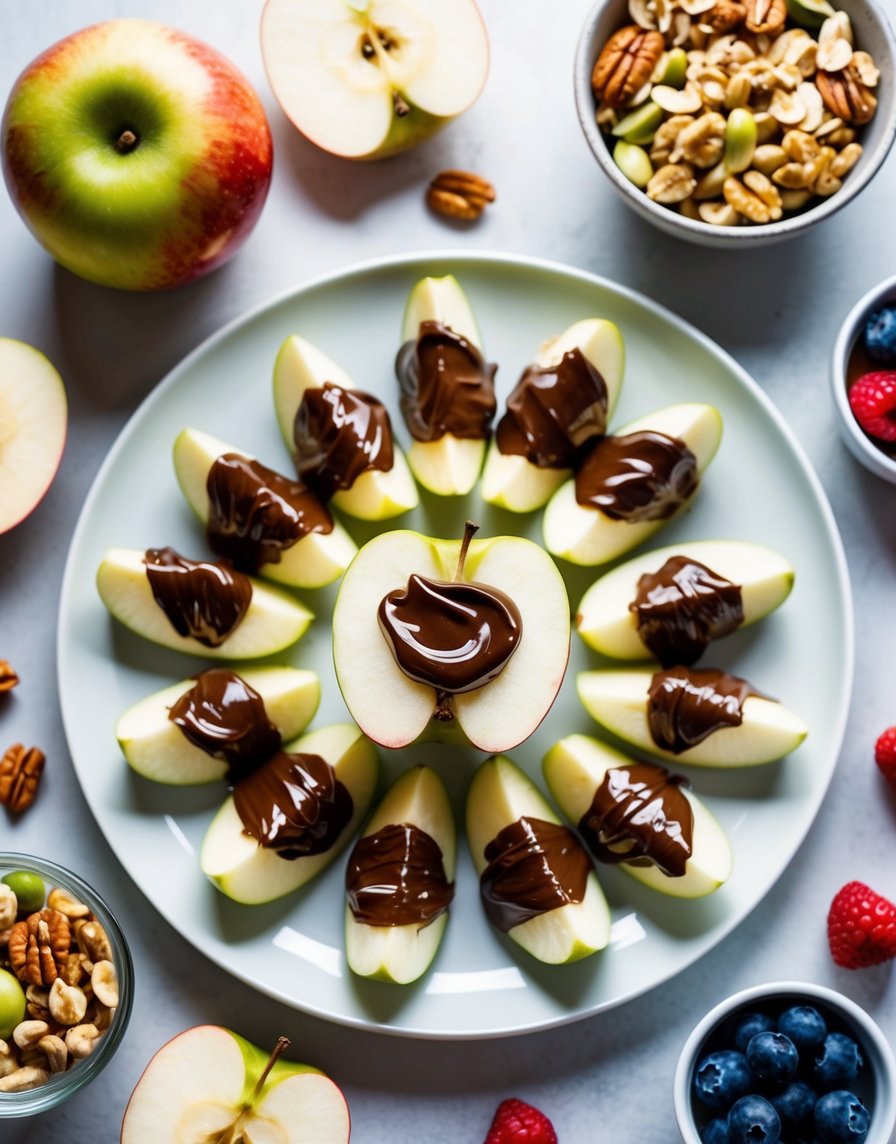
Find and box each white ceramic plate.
[58,252,852,1039]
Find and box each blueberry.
[778,1004,827,1055]
[701,1118,731,1144]
[814,1089,871,1143]
[734,1011,776,1053]
[694,1050,753,1111]
[770,1081,816,1133]
[746,1031,799,1087]
[727,1094,782,1144]
[815,1032,864,1091]
[865,306,896,365]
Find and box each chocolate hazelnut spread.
[631,555,744,666]
[144,546,252,648]
[205,452,333,572]
[346,822,454,928]
[647,666,756,754]
[232,750,353,859]
[293,381,395,501]
[578,763,693,878]
[574,430,698,521]
[168,668,281,784]
[395,320,497,442]
[495,348,609,468]
[479,817,591,933]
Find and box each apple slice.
[96,547,313,659]
[542,403,723,566]
[332,525,570,753]
[272,333,418,520]
[576,539,795,662]
[260,0,489,160]
[543,734,733,898]
[200,722,378,904]
[466,754,610,964]
[577,667,808,767]
[345,765,455,984]
[172,427,357,589]
[116,666,320,785]
[0,337,67,535]
[481,318,625,513]
[121,1025,350,1143]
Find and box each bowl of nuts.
[0,854,132,1116]
[575,0,896,246]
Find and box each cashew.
[48,978,88,1027]
[91,960,119,1009]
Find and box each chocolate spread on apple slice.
[495,348,609,468]
[205,452,333,572]
[479,817,591,932]
[144,546,252,647]
[647,665,757,754]
[631,555,744,666]
[574,430,698,521]
[395,320,497,442]
[346,823,454,927]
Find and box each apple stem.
[453,520,479,582]
[392,91,410,118]
[115,129,139,154]
[250,1036,290,1102]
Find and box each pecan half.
[816,67,877,125]
[744,0,786,35]
[0,744,45,814]
[425,170,495,221]
[0,661,18,693]
[592,24,664,108]
[8,910,71,987]
[704,0,747,32]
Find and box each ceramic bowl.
[574,0,896,248]
[831,273,896,484]
[0,854,133,1118]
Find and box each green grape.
[0,968,26,1039]
[2,870,46,914]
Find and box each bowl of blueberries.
[673,981,896,1144]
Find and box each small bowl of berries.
[832,274,896,484]
[674,981,896,1144]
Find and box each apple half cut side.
[120,1025,350,1144]
[576,539,795,660]
[116,666,320,785]
[272,333,418,520]
[577,668,809,768]
[466,754,610,964]
[200,722,378,904]
[260,0,489,161]
[480,318,626,513]
[0,338,67,535]
[345,765,455,984]
[332,528,570,753]
[173,427,357,589]
[96,547,313,659]
[543,734,733,899]
[542,403,723,567]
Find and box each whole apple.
[2,19,273,291]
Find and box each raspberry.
[848,371,896,442]
[874,726,896,786]
[483,1098,558,1144]
[827,881,896,969]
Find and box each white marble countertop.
[1,1,895,1140]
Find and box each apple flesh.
[480,318,626,513]
[2,19,272,291]
[345,764,455,984]
[542,403,723,566]
[543,734,733,898]
[120,1025,350,1144]
[465,754,610,964]
[0,337,67,535]
[260,0,489,160]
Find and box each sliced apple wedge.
[542,403,723,567]
[543,734,733,898]
[466,754,610,964]
[116,666,320,785]
[576,539,795,663]
[345,765,455,984]
[481,318,625,513]
[577,667,808,767]
[96,547,313,659]
[273,333,418,520]
[200,722,378,905]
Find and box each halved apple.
[466,754,610,964]
[345,765,455,984]
[542,403,723,566]
[543,734,733,898]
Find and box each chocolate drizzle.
[143,546,252,648]
[346,822,454,928]
[647,666,756,754]
[574,430,698,521]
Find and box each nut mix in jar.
[591,0,879,225]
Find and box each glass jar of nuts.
[0,854,133,1117]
